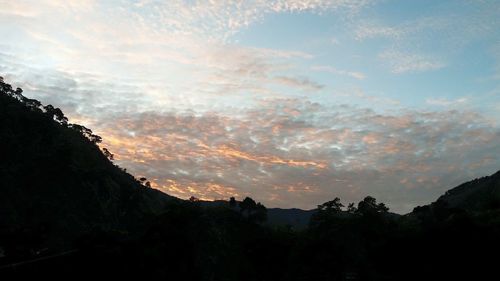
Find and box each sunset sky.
[1,0,499,213]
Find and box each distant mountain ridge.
[199,200,315,229]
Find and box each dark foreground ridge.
[1,77,500,280]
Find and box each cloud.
[125,0,374,41]
[379,50,445,74]
[81,99,500,213]
[426,97,468,107]
[0,0,331,111]
[354,17,451,41]
[311,65,366,80]
[272,76,324,91]
[353,3,500,74]
[354,23,405,41]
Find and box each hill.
[435,171,500,211]
[0,77,176,252]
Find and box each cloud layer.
[89,100,500,213]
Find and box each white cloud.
[354,17,451,41]
[88,99,500,213]
[426,97,468,107]
[354,3,500,75]
[311,65,366,80]
[273,76,324,91]
[379,50,445,74]
[0,0,335,110]
[355,23,405,41]
[129,0,374,41]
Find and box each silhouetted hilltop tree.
[68,124,102,144]
[239,197,267,223]
[44,104,68,125]
[239,197,257,213]
[138,177,152,188]
[102,147,114,160]
[309,197,347,229]
[229,196,237,208]
[356,196,389,216]
[318,197,344,213]
[189,196,200,202]
[347,202,357,213]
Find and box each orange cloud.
[154,179,240,201]
[87,105,500,213]
[213,144,327,169]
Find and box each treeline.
[0,77,102,145]
[7,189,498,281]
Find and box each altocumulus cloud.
[84,99,500,213]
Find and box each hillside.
[0,77,175,252]
[435,171,500,211]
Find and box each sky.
[1,0,499,213]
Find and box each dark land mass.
[1,77,499,280]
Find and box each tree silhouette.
[310,197,346,228]
[138,177,149,188]
[347,202,357,213]
[239,197,257,214]
[317,197,344,213]
[23,97,42,111]
[69,124,102,144]
[239,197,267,223]
[102,148,114,160]
[229,197,237,208]
[43,105,68,125]
[356,196,389,215]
